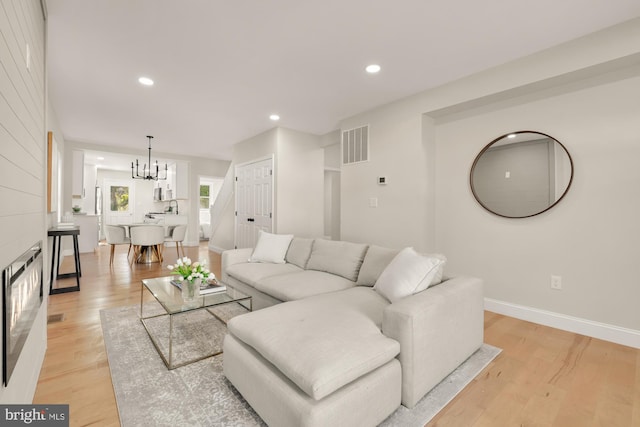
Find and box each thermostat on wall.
[378,176,387,185]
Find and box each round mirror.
[470,131,573,218]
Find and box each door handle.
[247,218,255,222]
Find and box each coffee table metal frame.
[139,276,251,369]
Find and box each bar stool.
[48,226,81,294]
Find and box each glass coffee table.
[140,276,251,369]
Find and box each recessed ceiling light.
[365,64,381,74]
[269,114,280,121]
[97,156,105,160]
[507,134,517,139]
[138,77,154,86]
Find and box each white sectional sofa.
[222,235,484,427]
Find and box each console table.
[48,226,81,294]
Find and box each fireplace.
[2,241,43,386]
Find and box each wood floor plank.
[431,312,639,427]
[33,243,640,427]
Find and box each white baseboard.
[485,298,640,349]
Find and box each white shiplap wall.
[0,0,47,402]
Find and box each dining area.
[104,223,187,266]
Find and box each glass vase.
[181,278,200,302]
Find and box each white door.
[235,158,273,248]
[103,179,135,225]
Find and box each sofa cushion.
[254,270,355,301]
[249,231,294,264]
[285,237,314,269]
[226,262,303,288]
[306,239,368,282]
[227,287,399,400]
[357,245,400,286]
[374,247,444,303]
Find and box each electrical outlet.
[551,275,562,290]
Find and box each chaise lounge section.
[222,234,484,426]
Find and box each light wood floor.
[34,243,640,426]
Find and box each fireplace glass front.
[2,241,43,386]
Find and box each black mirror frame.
[470,130,574,219]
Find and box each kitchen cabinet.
[72,150,85,198]
[73,214,99,253]
[165,161,189,200]
[82,163,97,212]
[175,161,189,199]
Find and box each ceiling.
[46,1,640,161]
[83,149,160,173]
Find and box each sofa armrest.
[222,248,253,283]
[382,276,484,408]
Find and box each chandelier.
[131,135,167,181]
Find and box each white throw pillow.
[373,247,444,303]
[249,231,294,264]
[422,252,447,286]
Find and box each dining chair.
[104,225,131,266]
[129,225,165,265]
[164,224,187,260]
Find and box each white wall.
[275,128,324,237]
[324,142,341,169]
[323,143,342,240]
[340,105,432,248]
[324,170,340,239]
[233,128,278,165]
[214,127,325,249]
[0,0,47,403]
[436,73,640,331]
[339,19,640,342]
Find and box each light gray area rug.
[101,304,500,427]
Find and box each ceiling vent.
[342,125,369,165]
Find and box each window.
[200,185,210,209]
[110,186,129,211]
